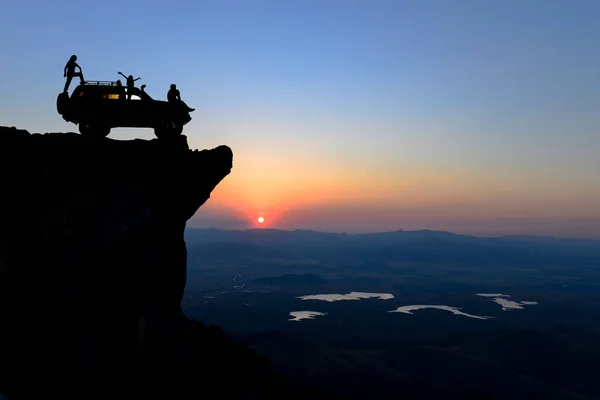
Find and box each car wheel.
[97,126,111,137]
[163,121,180,136]
[79,124,110,138]
[79,124,93,136]
[173,123,183,135]
[154,122,182,139]
[56,92,69,115]
[154,126,167,139]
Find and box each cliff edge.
[0,126,276,399]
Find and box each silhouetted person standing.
[118,71,141,100]
[63,55,84,93]
[167,84,195,112]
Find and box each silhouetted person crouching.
[118,71,141,100]
[167,84,194,112]
[63,55,84,93]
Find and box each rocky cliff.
[0,126,288,399]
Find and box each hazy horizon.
[2,0,599,238]
[185,218,600,240]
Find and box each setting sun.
[257,216,265,224]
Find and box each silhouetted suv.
[56,81,192,138]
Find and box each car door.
[121,87,152,127]
[99,90,122,126]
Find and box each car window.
[100,92,142,100]
[125,88,142,100]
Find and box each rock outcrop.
[0,126,247,399]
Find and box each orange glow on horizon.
[192,147,600,232]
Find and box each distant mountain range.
[185,228,600,268]
[186,227,600,245]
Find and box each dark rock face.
[0,126,236,399]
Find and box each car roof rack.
[83,80,119,86]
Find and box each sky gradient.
[1,0,600,237]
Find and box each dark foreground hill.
[0,126,331,400]
[242,327,598,400]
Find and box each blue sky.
[1,0,600,237]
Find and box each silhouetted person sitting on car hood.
[167,84,195,112]
[63,55,84,93]
[118,71,141,100]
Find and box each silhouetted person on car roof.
[63,55,84,93]
[118,71,141,100]
[167,84,195,112]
